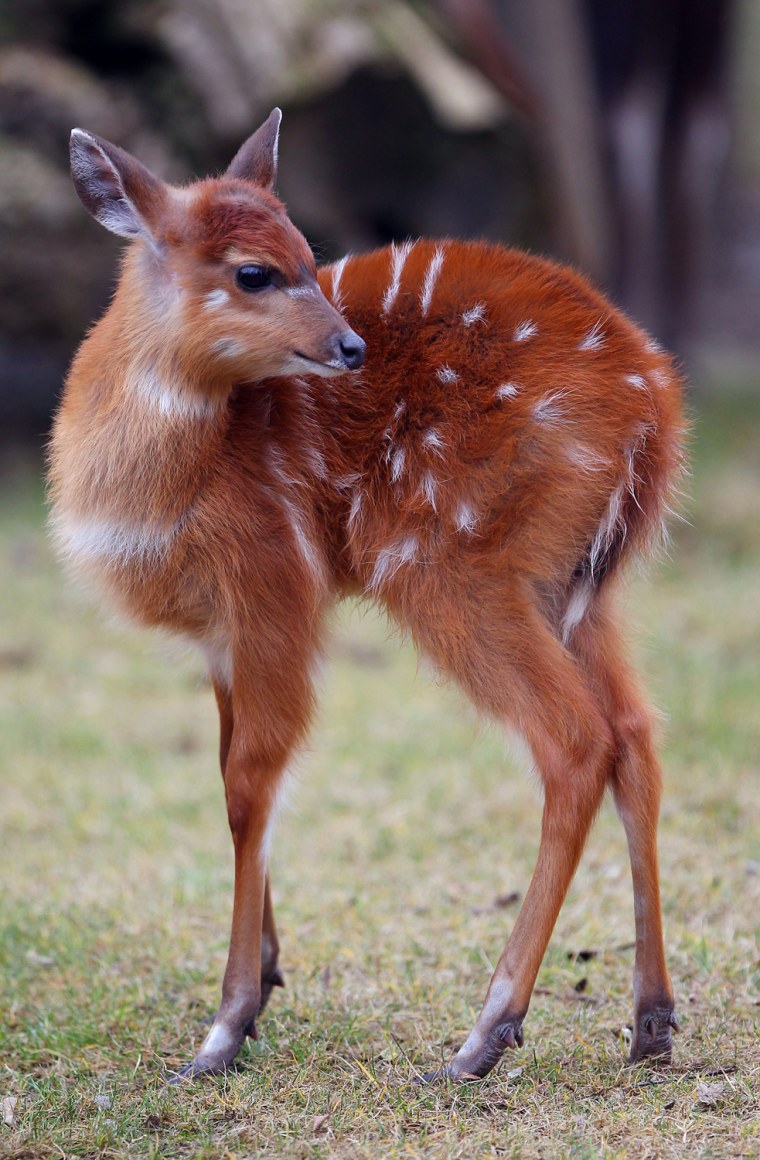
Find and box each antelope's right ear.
[69,128,167,242]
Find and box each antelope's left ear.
[226,108,282,191]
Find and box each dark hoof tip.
[415,1067,454,1085]
[167,1061,221,1084]
[269,967,285,989]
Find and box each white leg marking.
[382,241,414,316]
[420,245,445,317]
[561,580,594,643]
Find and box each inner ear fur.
[70,129,168,241]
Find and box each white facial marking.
[284,284,316,299]
[625,373,647,390]
[203,289,230,310]
[422,428,445,456]
[495,381,521,400]
[420,246,445,317]
[390,446,406,482]
[461,302,487,327]
[211,337,245,359]
[513,321,537,342]
[436,365,459,384]
[456,502,479,535]
[370,535,419,590]
[330,255,349,311]
[579,320,606,351]
[382,240,414,316]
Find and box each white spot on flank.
[461,302,487,327]
[390,446,406,482]
[394,399,407,421]
[211,337,245,359]
[422,428,445,456]
[564,442,609,472]
[382,240,414,316]
[419,472,438,510]
[347,489,364,529]
[420,245,445,317]
[650,369,670,389]
[513,320,537,342]
[496,381,520,400]
[456,503,478,534]
[370,535,419,590]
[330,255,349,310]
[579,320,606,351]
[203,289,230,310]
[625,374,647,391]
[437,365,459,384]
[135,368,219,420]
[533,392,567,425]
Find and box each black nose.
[338,330,365,370]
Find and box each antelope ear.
[70,128,167,241]
[226,108,282,190]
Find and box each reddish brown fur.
[49,114,686,1081]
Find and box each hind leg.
[569,589,678,1062]
[407,590,615,1079]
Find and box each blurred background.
[1,0,760,446]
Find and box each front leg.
[177,656,315,1078]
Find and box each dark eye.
[236,264,272,291]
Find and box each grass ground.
[1,390,759,1159]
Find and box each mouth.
[290,351,348,377]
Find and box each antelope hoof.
[169,1016,257,1082]
[259,965,285,1014]
[628,1006,679,1064]
[417,1018,525,1085]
